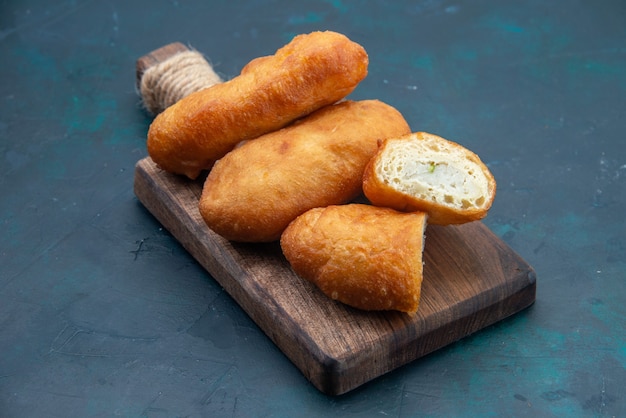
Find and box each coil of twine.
[139,49,223,115]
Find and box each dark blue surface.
[1,1,625,416]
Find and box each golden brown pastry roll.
[280,204,427,314]
[362,132,496,225]
[147,30,369,179]
[199,100,411,242]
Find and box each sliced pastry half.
[362,132,496,225]
[280,204,427,314]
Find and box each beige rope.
[140,49,223,115]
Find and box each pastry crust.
[147,30,369,179]
[362,132,496,225]
[280,204,427,314]
[199,100,410,242]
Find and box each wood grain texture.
[133,157,536,395]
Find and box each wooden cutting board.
[133,156,536,395]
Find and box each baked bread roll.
[147,30,369,179]
[362,132,496,225]
[280,204,427,314]
[199,100,411,242]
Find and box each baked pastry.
[280,204,427,314]
[147,30,369,179]
[199,100,410,242]
[362,132,496,225]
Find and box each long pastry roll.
[147,31,369,179]
[199,100,411,242]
